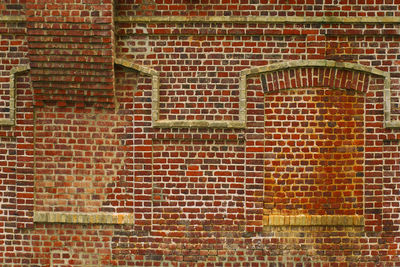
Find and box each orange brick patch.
[264,87,364,216]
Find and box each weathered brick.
[1,1,400,266]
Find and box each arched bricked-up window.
[243,61,390,227]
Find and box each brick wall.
[1,1,400,266]
[26,0,115,107]
[115,1,400,17]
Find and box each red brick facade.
[1,1,400,266]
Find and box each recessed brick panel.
[264,87,364,216]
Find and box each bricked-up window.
[264,87,364,217]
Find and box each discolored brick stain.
[264,88,364,216]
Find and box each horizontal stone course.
[264,215,364,226]
[115,16,400,24]
[34,212,134,225]
[7,15,400,24]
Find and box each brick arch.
[253,60,390,226]
[241,60,396,128]
[261,66,370,93]
[242,60,388,93]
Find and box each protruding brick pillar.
[26,0,115,107]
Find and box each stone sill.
[0,16,25,22]
[34,212,134,225]
[263,215,364,227]
[3,15,400,24]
